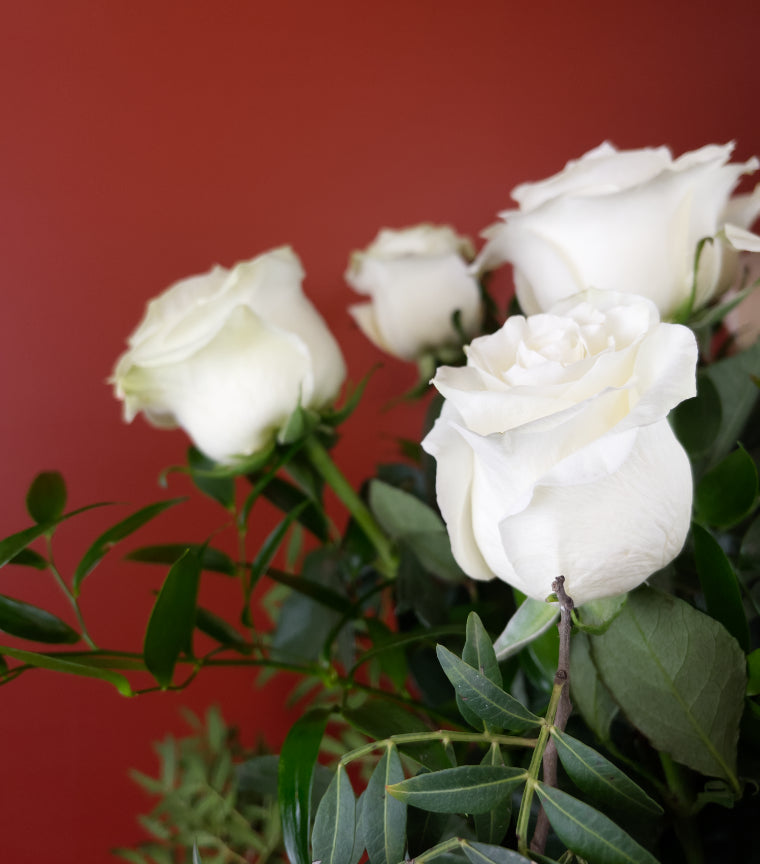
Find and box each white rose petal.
[112,247,346,464]
[422,291,697,606]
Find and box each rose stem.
[530,575,574,855]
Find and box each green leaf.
[262,476,328,541]
[692,523,750,651]
[278,707,330,864]
[534,782,660,864]
[473,746,512,844]
[187,446,236,508]
[0,593,79,644]
[311,764,356,864]
[126,543,236,576]
[436,644,542,733]
[459,612,502,731]
[192,842,203,864]
[747,648,760,697]
[387,765,526,814]
[671,371,722,458]
[8,548,48,569]
[0,644,132,695]
[143,548,201,687]
[26,471,66,524]
[249,502,309,589]
[195,606,249,652]
[266,567,353,615]
[461,840,533,864]
[493,596,558,661]
[694,445,758,528]
[359,743,406,864]
[591,587,745,786]
[569,632,618,742]
[73,498,185,595]
[550,729,662,817]
[574,594,628,635]
[277,405,321,445]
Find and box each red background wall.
[1,1,759,861]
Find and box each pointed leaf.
[126,543,235,575]
[550,729,662,817]
[262,476,328,541]
[592,587,745,785]
[73,498,185,594]
[187,446,236,508]
[0,644,132,695]
[278,707,330,864]
[195,606,249,652]
[534,782,659,864]
[0,593,79,644]
[26,471,66,525]
[493,598,558,661]
[459,612,502,731]
[695,445,758,528]
[388,765,526,814]
[8,548,48,570]
[436,644,542,732]
[473,746,512,844]
[143,548,201,687]
[692,523,750,651]
[266,567,353,615]
[312,764,356,864]
[359,743,406,864]
[569,633,618,742]
[462,840,533,864]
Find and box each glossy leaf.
[437,644,542,732]
[473,745,512,844]
[73,498,185,595]
[535,782,659,864]
[359,744,406,864]
[311,764,356,864]
[592,587,745,785]
[493,597,558,661]
[26,471,66,525]
[462,840,533,864]
[695,445,758,528]
[0,593,79,644]
[143,548,201,687]
[126,543,236,576]
[551,729,662,817]
[278,707,330,864]
[387,765,526,814]
[692,523,750,651]
[0,644,132,695]
[459,612,502,731]
[569,633,617,742]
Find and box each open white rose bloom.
[477,142,760,318]
[112,247,346,464]
[422,291,698,606]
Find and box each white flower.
[421,291,697,606]
[112,247,346,464]
[477,142,760,318]
[347,224,483,361]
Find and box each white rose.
[347,224,484,361]
[421,291,697,606]
[112,247,346,464]
[477,142,760,318]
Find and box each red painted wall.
[1,1,759,860]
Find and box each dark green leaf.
[387,765,526,814]
[493,597,558,661]
[461,840,533,864]
[359,743,406,864]
[126,543,236,576]
[0,644,132,695]
[592,587,745,785]
[8,548,48,569]
[249,502,308,589]
[551,729,662,817]
[569,632,618,742]
[365,617,408,690]
[278,708,330,864]
[266,567,353,615]
[262,476,328,541]
[459,612,502,731]
[671,371,722,457]
[195,606,249,652]
[311,764,356,864]
[401,531,465,582]
[695,445,758,528]
[534,782,659,864]
[73,498,185,595]
[0,593,79,644]
[747,648,760,697]
[143,549,201,687]
[26,471,66,524]
[187,446,236,508]
[692,523,750,651]
[437,644,542,733]
[473,746,512,844]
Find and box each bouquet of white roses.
[2,142,760,864]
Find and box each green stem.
[46,537,97,649]
[303,436,396,577]
[659,752,705,864]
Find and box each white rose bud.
[112,247,346,464]
[347,224,484,361]
[477,142,760,318]
[422,291,698,606]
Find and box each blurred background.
[1,1,759,860]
